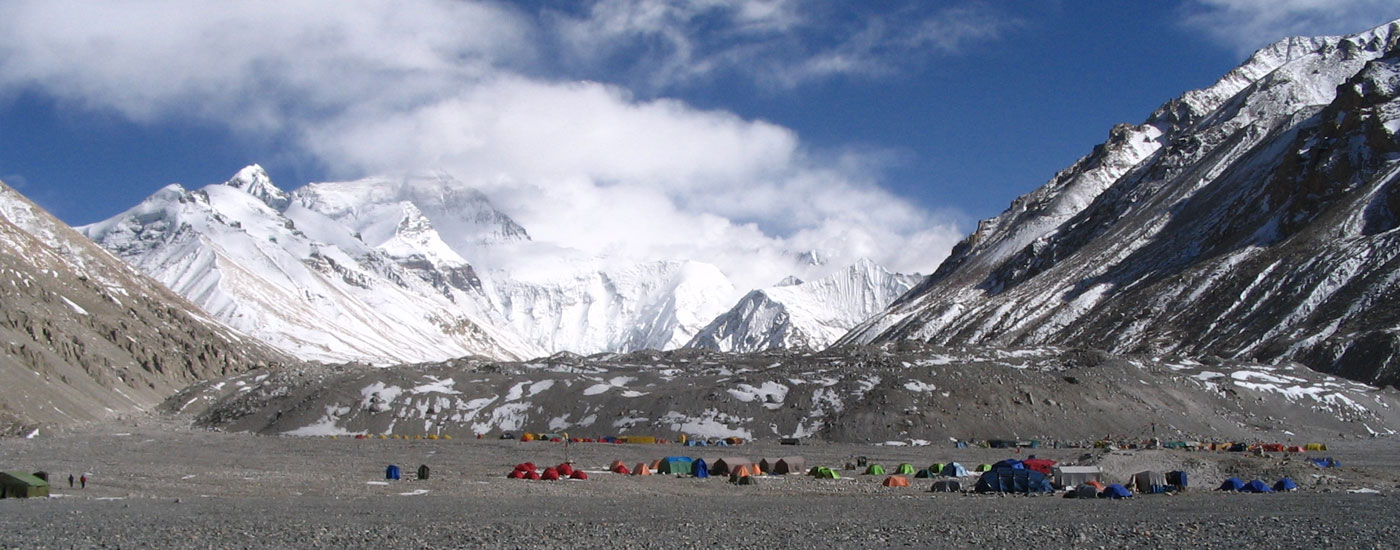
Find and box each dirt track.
[1,419,1398,549]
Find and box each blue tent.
[955,441,968,449]
[1099,484,1133,499]
[713,440,729,447]
[1241,480,1274,493]
[991,459,1025,470]
[1273,477,1298,492]
[685,440,708,447]
[385,465,401,480]
[942,462,969,477]
[1309,457,1341,468]
[974,467,1052,494]
[692,459,710,479]
[1218,477,1245,491]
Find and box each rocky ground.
[2,417,1399,549]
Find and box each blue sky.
[0,1,1395,278]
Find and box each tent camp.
[0,472,49,499]
[863,464,886,475]
[931,480,961,493]
[1052,466,1102,488]
[1218,477,1246,491]
[1274,477,1299,492]
[942,462,970,477]
[693,459,710,478]
[881,475,911,487]
[974,468,1053,494]
[1131,471,1168,494]
[657,457,693,475]
[773,457,806,475]
[895,463,916,475]
[712,458,754,476]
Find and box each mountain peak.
[225,164,289,210]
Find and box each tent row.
[507,462,588,480]
[1217,477,1298,493]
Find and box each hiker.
[80,474,87,489]
[67,474,74,488]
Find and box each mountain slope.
[0,178,291,434]
[687,258,919,352]
[842,21,1400,387]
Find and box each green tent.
[863,464,886,475]
[0,472,49,499]
[895,463,916,475]
[975,464,993,472]
[812,467,841,479]
[929,463,944,474]
[656,457,694,475]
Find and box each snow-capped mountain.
[82,167,747,363]
[81,166,538,365]
[0,177,290,433]
[842,21,1400,386]
[687,258,920,352]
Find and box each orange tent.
[520,433,535,442]
[1084,480,1106,491]
[632,463,653,476]
[610,459,626,470]
[881,475,911,487]
[612,463,631,475]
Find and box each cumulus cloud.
[0,0,968,293]
[1182,0,1399,55]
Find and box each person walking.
[80,474,87,489]
[68,474,74,488]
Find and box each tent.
[974,468,1053,494]
[863,464,887,475]
[931,480,961,493]
[657,457,694,475]
[525,471,541,480]
[612,463,631,475]
[914,469,934,479]
[1099,484,1133,499]
[942,462,969,477]
[1304,443,1328,451]
[733,464,762,477]
[928,463,943,475]
[693,459,710,479]
[895,463,916,475]
[1274,477,1299,492]
[1052,466,1102,488]
[556,463,574,477]
[773,457,806,475]
[609,460,625,471]
[1065,485,1099,499]
[0,472,49,499]
[1131,471,1167,494]
[520,433,535,442]
[1083,480,1106,491]
[417,465,430,480]
[541,468,561,481]
[991,459,1024,471]
[570,470,588,480]
[1166,471,1188,491]
[712,458,754,476]
[881,475,911,487]
[811,467,841,479]
[1309,457,1341,468]
[1218,478,1246,491]
[1241,480,1274,493]
[1021,458,1055,475]
[974,464,993,472]
[685,440,708,447]
[732,474,759,485]
[759,458,781,474]
[631,463,653,476]
[385,465,401,480]
[507,470,525,479]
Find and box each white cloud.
[1182,0,1399,55]
[0,0,966,293]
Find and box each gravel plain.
[2,418,1399,549]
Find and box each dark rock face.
[0,180,291,435]
[844,22,1400,387]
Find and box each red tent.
[570,470,588,480]
[541,468,560,481]
[557,463,575,476]
[612,464,631,474]
[525,471,541,480]
[1021,458,1056,475]
[507,470,525,479]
